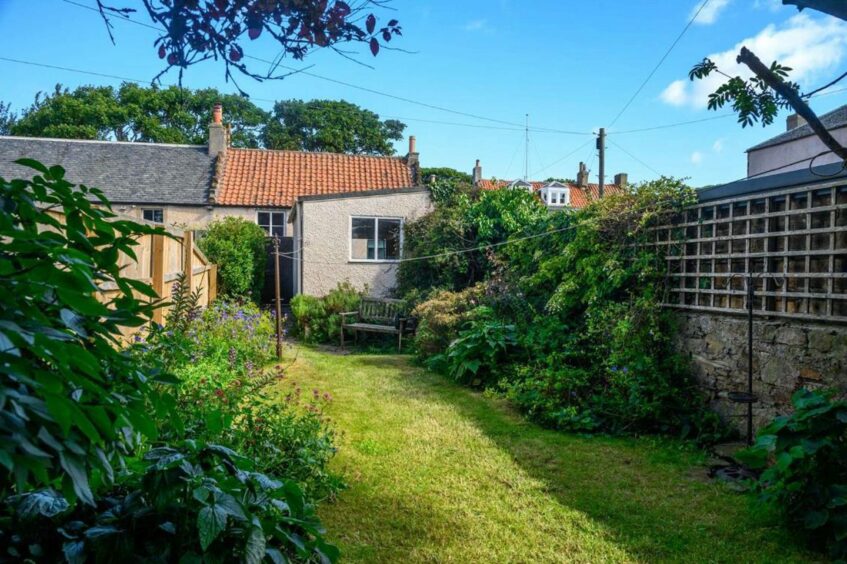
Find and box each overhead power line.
[60,0,590,136]
[608,138,664,177]
[607,0,711,128]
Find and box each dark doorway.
[262,236,295,305]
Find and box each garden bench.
[340,297,412,351]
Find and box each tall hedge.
[198,217,267,302]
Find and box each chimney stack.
[576,162,589,187]
[406,135,420,185]
[472,159,482,185]
[614,172,628,188]
[787,113,806,131]
[209,103,228,157]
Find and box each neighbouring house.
[0,104,428,300]
[471,160,626,207]
[747,104,847,178]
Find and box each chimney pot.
[472,159,483,185]
[787,113,806,131]
[208,104,227,157]
[212,103,223,125]
[576,161,589,187]
[409,135,417,154]
[614,172,628,188]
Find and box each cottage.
[472,160,627,208]
[747,104,847,178]
[0,104,431,300]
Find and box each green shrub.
[738,389,847,560]
[411,284,485,357]
[198,216,267,302]
[4,442,338,563]
[290,281,362,344]
[434,309,516,385]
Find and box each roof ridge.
[226,146,407,160]
[0,135,207,149]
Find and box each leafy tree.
[690,1,847,163]
[420,167,472,185]
[262,99,405,155]
[421,167,473,205]
[198,217,268,303]
[0,102,16,135]
[12,84,268,147]
[95,1,402,89]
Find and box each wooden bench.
[340,297,411,351]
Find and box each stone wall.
[675,311,847,433]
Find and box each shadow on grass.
[338,353,814,563]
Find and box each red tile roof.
[475,179,625,209]
[213,148,415,207]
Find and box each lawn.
[278,347,814,563]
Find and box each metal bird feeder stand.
[727,274,758,446]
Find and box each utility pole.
[524,113,529,180]
[272,235,282,360]
[597,127,606,198]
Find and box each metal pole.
[273,236,282,360]
[598,128,606,198]
[747,274,754,445]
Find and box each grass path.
[280,347,814,563]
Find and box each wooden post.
[208,264,217,304]
[182,230,194,293]
[151,234,165,325]
[273,236,282,360]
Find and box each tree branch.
[737,46,847,162]
[782,0,847,20]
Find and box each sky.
[1,0,846,187]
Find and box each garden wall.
[674,310,847,433]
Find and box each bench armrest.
[340,311,359,318]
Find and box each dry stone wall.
[675,311,847,433]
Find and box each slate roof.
[697,161,847,202]
[0,136,214,205]
[747,104,847,152]
[475,179,624,208]
[214,148,415,207]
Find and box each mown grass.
[277,347,816,563]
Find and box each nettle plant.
[0,159,169,505]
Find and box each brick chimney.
[208,103,228,157]
[472,159,482,185]
[576,161,589,187]
[614,172,628,188]
[406,135,420,185]
[787,113,807,131]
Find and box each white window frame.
[142,207,165,224]
[348,215,404,263]
[257,210,287,238]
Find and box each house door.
[262,237,295,305]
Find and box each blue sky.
[1,0,846,187]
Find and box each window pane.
[271,225,285,238]
[351,218,375,260]
[257,212,270,231]
[378,218,401,260]
[143,209,163,223]
[271,212,285,226]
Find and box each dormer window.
[540,182,570,208]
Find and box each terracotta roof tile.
[475,179,624,209]
[215,148,415,207]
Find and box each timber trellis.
[46,210,217,327]
[650,180,847,323]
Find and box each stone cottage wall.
[675,311,847,433]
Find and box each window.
[257,211,286,238]
[142,208,164,223]
[351,217,402,261]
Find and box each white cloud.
[692,0,732,25]
[713,139,724,152]
[661,13,847,109]
[691,151,704,165]
[463,19,492,32]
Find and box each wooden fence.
[46,210,217,326]
[650,180,847,323]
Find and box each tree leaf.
[198,504,228,550]
[244,526,267,564]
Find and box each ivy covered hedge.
[401,178,727,442]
